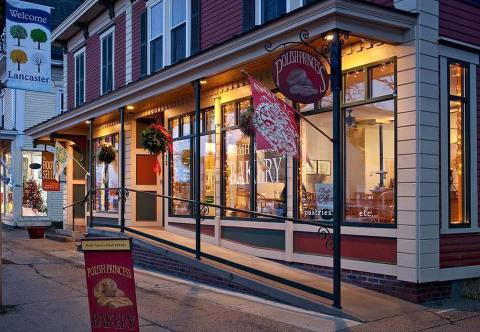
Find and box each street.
[0,228,358,331]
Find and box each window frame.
[168,109,215,218]
[447,58,471,229]
[297,57,398,228]
[73,47,86,107]
[147,0,191,74]
[100,27,115,95]
[220,97,288,222]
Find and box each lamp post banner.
[5,0,52,92]
[82,238,139,332]
[247,74,299,157]
[272,49,329,104]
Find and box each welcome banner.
[6,0,52,92]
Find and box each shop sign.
[82,238,139,332]
[41,151,59,191]
[5,0,52,92]
[272,49,329,104]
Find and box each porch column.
[193,80,201,260]
[119,107,126,232]
[88,118,94,228]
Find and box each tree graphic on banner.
[22,179,46,213]
[30,29,48,50]
[10,50,28,70]
[10,25,27,46]
[31,53,46,73]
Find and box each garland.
[238,106,256,137]
[98,144,116,164]
[141,124,172,174]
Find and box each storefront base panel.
[278,261,452,303]
[169,222,215,237]
[440,233,480,268]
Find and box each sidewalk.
[0,228,358,332]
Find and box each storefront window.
[345,100,395,224]
[299,59,396,225]
[1,152,13,216]
[171,139,191,215]
[449,62,469,227]
[169,108,215,217]
[94,134,119,213]
[222,98,287,219]
[22,151,47,217]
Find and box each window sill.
[441,227,480,235]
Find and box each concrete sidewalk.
[0,228,358,332]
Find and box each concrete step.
[45,233,76,243]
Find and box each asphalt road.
[0,228,357,332]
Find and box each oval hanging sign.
[272,49,329,104]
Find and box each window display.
[22,151,47,217]
[94,134,119,213]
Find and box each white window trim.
[254,0,300,25]
[440,45,479,234]
[56,88,64,113]
[73,47,86,108]
[100,27,115,96]
[147,0,191,74]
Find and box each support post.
[88,118,94,229]
[193,80,201,260]
[330,30,343,309]
[119,107,126,233]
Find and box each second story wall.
[439,0,480,46]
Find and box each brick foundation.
[279,261,452,303]
[132,244,278,302]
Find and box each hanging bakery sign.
[272,49,329,104]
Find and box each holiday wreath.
[141,124,172,174]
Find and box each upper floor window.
[261,0,286,23]
[148,0,189,74]
[74,49,85,107]
[101,29,114,95]
[448,61,469,227]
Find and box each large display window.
[222,98,287,219]
[169,109,216,217]
[94,134,119,213]
[22,151,47,217]
[299,59,396,225]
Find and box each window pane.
[94,135,119,213]
[238,99,251,118]
[201,134,216,217]
[170,118,179,138]
[222,102,236,127]
[299,112,333,221]
[223,129,251,217]
[345,100,395,224]
[171,0,186,26]
[262,0,286,23]
[171,23,186,64]
[182,115,191,136]
[449,63,466,97]
[256,149,286,216]
[171,139,191,215]
[203,108,215,132]
[449,100,465,225]
[344,69,366,103]
[150,36,163,72]
[370,61,395,98]
[22,151,47,217]
[151,1,164,38]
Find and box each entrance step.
[45,229,83,242]
[88,227,421,322]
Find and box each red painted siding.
[86,35,100,103]
[200,0,243,50]
[169,223,215,237]
[115,13,126,89]
[440,233,480,268]
[132,0,145,82]
[478,66,480,224]
[294,232,397,264]
[67,51,74,110]
[440,0,480,46]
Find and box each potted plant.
[141,124,172,174]
[22,179,48,239]
[239,106,256,137]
